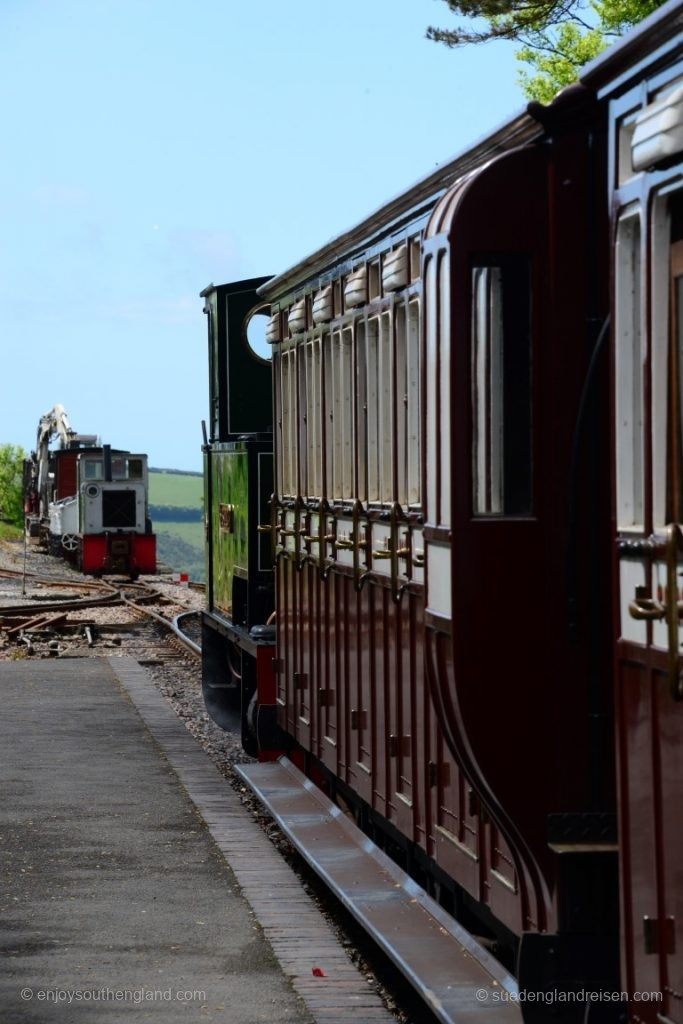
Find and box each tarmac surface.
[0,657,310,1023]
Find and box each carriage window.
[471,260,532,516]
[323,329,353,500]
[280,349,297,497]
[298,346,308,497]
[673,255,683,521]
[379,313,392,502]
[357,322,368,502]
[666,192,683,523]
[395,300,421,506]
[358,313,392,505]
[302,338,322,498]
[341,327,354,499]
[363,318,380,502]
[615,215,644,529]
[357,304,420,509]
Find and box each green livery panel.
[205,438,273,629]
[209,446,248,617]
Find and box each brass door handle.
[626,527,683,700]
[629,592,666,621]
[665,523,683,701]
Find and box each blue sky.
[1,0,522,470]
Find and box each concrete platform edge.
[108,657,394,1024]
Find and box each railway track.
[0,565,202,660]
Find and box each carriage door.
[615,191,683,1022]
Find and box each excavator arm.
[33,404,76,520]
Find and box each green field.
[148,469,203,506]
[157,520,204,546]
[149,469,204,580]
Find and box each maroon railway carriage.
[583,6,683,1022]
[201,6,683,1022]
[264,95,616,1014]
[203,93,617,1023]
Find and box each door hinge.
[428,761,450,788]
[388,734,411,757]
[643,915,676,955]
[350,709,367,730]
[293,671,308,690]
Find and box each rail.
[0,569,202,658]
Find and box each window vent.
[382,244,408,292]
[632,85,683,171]
[344,266,367,308]
[265,312,281,343]
[312,285,333,324]
[288,298,307,335]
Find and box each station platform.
[0,658,393,1024]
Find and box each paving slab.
[0,657,309,1024]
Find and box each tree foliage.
[0,444,26,528]
[427,0,663,101]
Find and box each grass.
[155,522,205,580]
[148,470,203,507]
[147,470,205,579]
[0,521,22,542]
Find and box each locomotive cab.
[200,279,278,756]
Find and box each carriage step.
[236,756,522,1024]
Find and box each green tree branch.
[427,0,663,100]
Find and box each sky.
[0,0,523,471]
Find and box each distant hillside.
[149,470,203,507]
[149,469,204,581]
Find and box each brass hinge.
[643,916,676,955]
[428,761,450,788]
[467,787,490,824]
[388,734,411,757]
[293,671,308,690]
[350,709,367,730]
